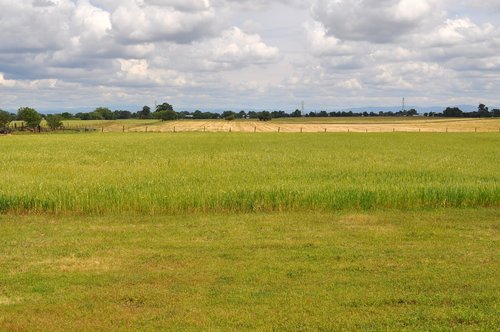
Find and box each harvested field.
[57,117,500,133]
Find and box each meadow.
[0,131,498,330]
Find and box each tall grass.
[0,133,498,214]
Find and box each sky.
[0,0,499,113]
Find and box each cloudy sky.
[1,0,499,113]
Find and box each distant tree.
[443,107,463,117]
[222,111,235,120]
[155,110,178,121]
[0,109,12,128]
[156,102,173,112]
[94,107,114,120]
[271,110,288,118]
[75,112,91,120]
[88,111,104,120]
[407,109,418,116]
[492,109,500,117]
[61,112,74,119]
[114,110,132,119]
[247,111,259,119]
[138,105,151,119]
[46,114,63,130]
[291,109,302,117]
[17,107,42,130]
[237,110,247,119]
[258,111,272,121]
[192,110,203,119]
[477,104,490,117]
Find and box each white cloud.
[0,73,16,87]
[206,27,279,68]
[311,0,439,43]
[305,22,356,56]
[110,0,217,43]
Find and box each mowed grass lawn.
[1,209,498,330]
[0,132,499,330]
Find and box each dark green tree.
[155,110,178,121]
[0,109,12,128]
[94,107,114,120]
[443,107,463,117]
[17,107,42,130]
[61,112,74,119]
[114,110,132,119]
[87,111,104,120]
[258,111,272,121]
[46,114,63,130]
[291,109,302,117]
[247,111,258,119]
[156,102,173,112]
[222,111,235,120]
[138,105,151,119]
[477,104,490,117]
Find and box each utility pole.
[402,97,405,112]
[301,101,305,116]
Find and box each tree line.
[1,103,499,133]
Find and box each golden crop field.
[56,117,500,133]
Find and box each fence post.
[229,127,231,133]
[254,126,256,133]
[174,126,176,133]
[324,128,327,133]
[122,125,125,133]
[278,127,280,133]
[146,127,148,133]
[300,127,303,133]
[475,128,477,133]
[102,127,104,133]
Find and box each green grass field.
[0,132,498,330]
[0,209,498,330]
[0,133,499,214]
